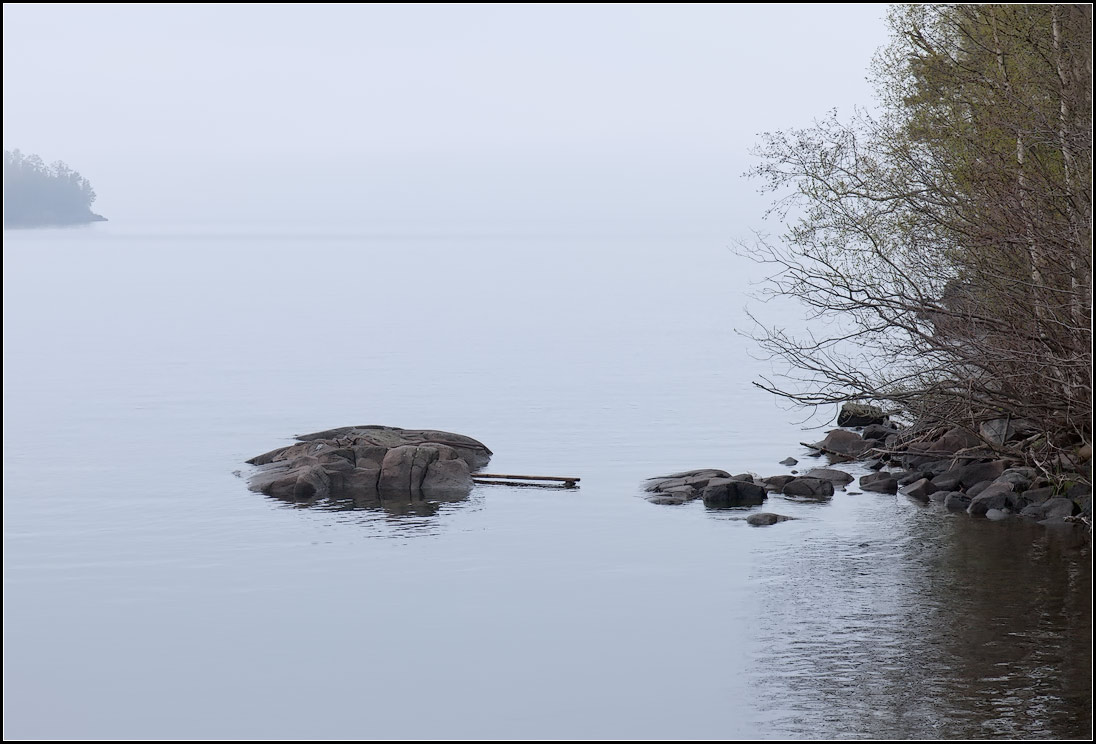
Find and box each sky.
[3,3,890,230]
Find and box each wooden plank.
[473,479,575,489]
[474,473,580,483]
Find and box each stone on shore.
[806,429,873,459]
[837,403,886,427]
[859,471,899,494]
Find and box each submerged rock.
[746,512,795,526]
[246,425,491,501]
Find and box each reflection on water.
[750,507,1091,739]
[266,486,471,518]
[263,485,483,536]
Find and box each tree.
[741,4,1091,476]
[3,149,105,227]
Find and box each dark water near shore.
[4,223,1090,739]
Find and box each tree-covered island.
[3,149,107,228]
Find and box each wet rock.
[859,472,898,494]
[803,468,855,488]
[931,471,963,491]
[837,403,886,427]
[966,480,995,498]
[648,492,690,506]
[246,426,488,501]
[779,457,798,467]
[746,513,795,526]
[1021,497,1077,521]
[943,491,972,510]
[901,478,938,501]
[645,485,700,505]
[805,429,872,458]
[702,479,767,508]
[967,483,1014,516]
[759,474,797,493]
[782,477,835,500]
[645,469,730,494]
[898,470,931,486]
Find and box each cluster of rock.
[804,405,1091,527]
[643,466,859,526]
[642,403,1091,530]
[246,426,492,502]
[826,413,1091,526]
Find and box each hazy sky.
[3,3,889,229]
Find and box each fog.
[4,3,887,230]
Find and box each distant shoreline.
[3,212,108,229]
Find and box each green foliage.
[4,149,105,227]
[743,4,1091,468]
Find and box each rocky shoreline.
[644,405,1092,530]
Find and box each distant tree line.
[4,149,106,227]
[742,5,1091,477]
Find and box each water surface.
[4,223,1090,739]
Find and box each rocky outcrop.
[246,426,491,501]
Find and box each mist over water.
[4,223,1090,739]
[4,4,1091,740]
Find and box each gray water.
[3,223,1090,739]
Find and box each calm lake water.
[3,222,1091,739]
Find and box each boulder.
[294,425,493,470]
[806,429,873,458]
[861,423,897,441]
[967,483,1014,516]
[803,468,855,487]
[898,470,931,486]
[943,491,972,510]
[746,513,795,526]
[645,469,730,494]
[759,474,797,493]
[931,470,963,491]
[859,472,898,494]
[1018,486,1054,507]
[246,426,489,502]
[837,403,886,427]
[951,460,1010,490]
[966,479,996,498]
[995,468,1035,491]
[702,479,768,508]
[901,478,938,501]
[646,485,701,504]
[779,457,798,467]
[782,477,835,499]
[1021,497,1077,521]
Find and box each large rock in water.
[246,426,491,500]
